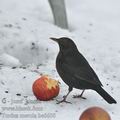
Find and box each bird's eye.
[60,42,68,48]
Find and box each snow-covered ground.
[0,0,120,119]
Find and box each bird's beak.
[50,37,58,42]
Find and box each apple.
[32,75,60,101]
[79,106,111,120]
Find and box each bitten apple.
[79,107,111,120]
[32,75,60,101]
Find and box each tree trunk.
[48,0,68,29]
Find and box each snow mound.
[0,53,22,67]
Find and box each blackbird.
[50,37,117,104]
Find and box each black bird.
[50,37,117,104]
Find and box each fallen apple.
[32,75,60,101]
[79,106,111,120]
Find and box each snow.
[0,0,120,120]
[0,53,22,67]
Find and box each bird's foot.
[56,95,72,104]
[56,99,72,104]
[73,95,86,99]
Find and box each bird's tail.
[95,86,117,104]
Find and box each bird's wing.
[75,67,102,86]
[62,62,102,86]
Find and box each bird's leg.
[56,87,72,104]
[73,90,86,99]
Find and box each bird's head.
[50,37,77,51]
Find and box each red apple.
[32,75,60,101]
[79,107,111,120]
